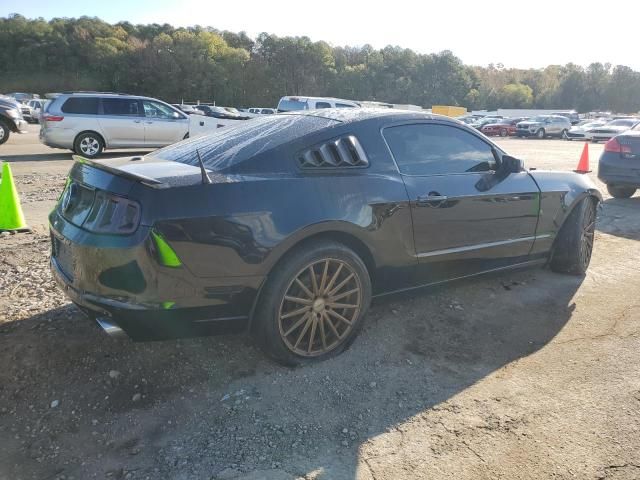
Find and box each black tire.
[536,128,546,139]
[252,240,372,366]
[73,132,104,158]
[550,197,597,275]
[607,185,636,199]
[500,128,508,137]
[0,120,9,145]
[560,129,568,139]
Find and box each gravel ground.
[0,129,639,480]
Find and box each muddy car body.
[50,109,601,364]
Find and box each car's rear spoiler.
[72,155,164,188]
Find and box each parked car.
[565,120,608,141]
[589,118,639,143]
[26,99,45,123]
[49,109,601,365]
[5,92,39,103]
[39,93,189,158]
[0,95,28,145]
[172,104,202,115]
[249,107,276,115]
[470,117,502,130]
[516,115,571,139]
[195,105,250,120]
[552,111,580,125]
[597,122,640,198]
[277,96,359,112]
[480,117,528,137]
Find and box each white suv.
[277,96,359,112]
[39,93,189,158]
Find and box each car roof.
[280,107,447,124]
[58,92,160,101]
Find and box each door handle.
[416,193,448,206]
[133,120,141,123]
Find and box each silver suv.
[40,93,189,158]
[515,115,572,139]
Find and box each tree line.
[1,14,639,113]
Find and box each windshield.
[277,98,308,112]
[608,119,637,127]
[148,114,338,170]
[531,116,550,122]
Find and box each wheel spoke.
[319,312,328,350]
[294,278,314,299]
[326,302,358,309]
[284,295,312,306]
[281,305,309,319]
[316,260,329,293]
[307,315,318,353]
[293,316,313,349]
[324,313,342,339]
[324,263,343,294]
[330,288,359,302]
[326,308,352,326]
[283,311,311,337]
[309,265,319,295]
[328,273,354,297]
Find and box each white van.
[277,96,359,112]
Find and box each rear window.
[149,114,339,171]
[61,97,99,115]
[277,99,308,112]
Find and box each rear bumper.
[49,212,263,340]
[39,127,75,149]
[598,153,640,187]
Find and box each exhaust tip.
[96,317,125,338]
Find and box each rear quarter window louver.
[297,135,369,169]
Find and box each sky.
[2,0,640,70]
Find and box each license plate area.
[52,234,75,281]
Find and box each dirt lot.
[1,126,639,480]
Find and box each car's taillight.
[604,137,631,154]
[44,114,64,122]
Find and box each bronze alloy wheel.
[278,258,362,357]
[579,200,596,269]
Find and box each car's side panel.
[527,170,602,255]
[152,173,416,295]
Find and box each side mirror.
[172,111,181,119]
[501,155,524,173]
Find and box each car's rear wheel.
[74,132,104,158]
[607,185,636,199]
[253,240,371,366]
[536,128,546,139]
[550,197,597,275]
[561,129,568,139]
[500,128,508,137]
[0,120,9,145]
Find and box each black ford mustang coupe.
[50,109,601,365]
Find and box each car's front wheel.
[253,240,372,366]
[561,129,568,139]
[550,197,597,275]
[500,128,508,137]
[607,185,636,199]
[536,128,546,139]
[74,132,104,158]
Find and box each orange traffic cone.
[574,142,591,174]
[0,161,29,232]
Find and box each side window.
[142,100,177,119]
[102,98,141,116]
[335,103,356,108]
[61,97,99,114]
[315,102,331,109]
[383,123,497,176]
